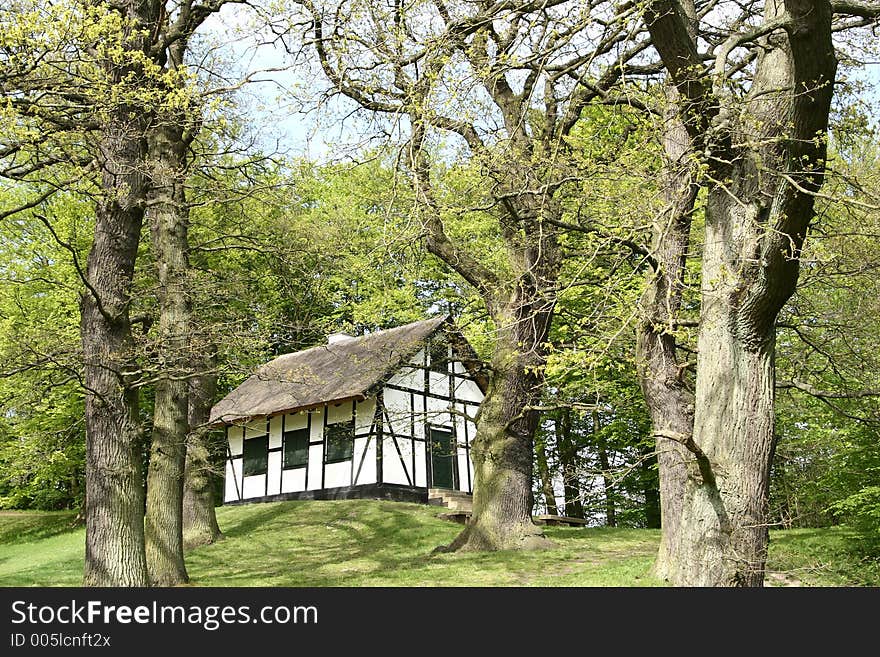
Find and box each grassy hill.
[0,500,875,586]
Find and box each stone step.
[427,488,474,515]
[428,488,472,499]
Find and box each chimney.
[327,332,354,345]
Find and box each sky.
[199,4,880,164]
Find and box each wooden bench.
[532,514,589,527]
[436,512,588,527]
[437,511,472,525]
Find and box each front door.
[429,427,455,489]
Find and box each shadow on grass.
[771,527,840,544]
[218,503,294,539]
[187,500,467,586]
[0,511,80,546]
[187,501,662,586]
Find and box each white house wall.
[454,401,475,491]
[413,439,427,487]
[266,451,282,496]
[268,415,283,449]
[382,435,412,486]
[380,345,481,494]
[306,442,323,491]
[282,467,306,493]
[224,457,241,502]
[352,435,376,484]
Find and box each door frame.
[427,425,458,490]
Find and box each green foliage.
[0,190,88,511]
[829,486,880,555]
[0,400,85,511]
[181,153,451,399]
[772,134,880,557]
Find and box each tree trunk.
[556,409,584,519]
[144,121,190,586]
[643,0,836,586]
[535,431,559,516]
[640,446,662,529]
[81,119,150,587]
[673,257,777,586]
[635,88,697,581]
[443,305,555,551]
[594,410,616,527]
[183,360,223,549]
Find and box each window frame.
[242,434,269,477]
[324,419,355,464]
[282,427,310,470]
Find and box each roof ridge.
[267,315,446,363]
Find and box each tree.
[143,0,231,588]
[284,0,656,550]
[1,0,245,585]
[76,0,164,586]
[182,351,223,548]
[642,0,879,585]
[634,80,700,579]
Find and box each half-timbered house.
[209,316,486,505]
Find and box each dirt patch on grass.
[765,571,804,587]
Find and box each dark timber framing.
[376,390,384,485]
[221,331,482,505]
[265,417,269,496]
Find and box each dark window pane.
[283,427,310,469]
[325,420,354,463]
[243,435,268,476]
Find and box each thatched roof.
[209,316,450,425]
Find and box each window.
[283,427,310,469]
[242,435,268,476]
[429,338,448,374]
[325,420,354,463]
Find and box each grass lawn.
[0,500,876,586]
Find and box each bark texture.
[646,0,837,585]
[81,1,158,587]
[444,305,556,551]
[144,119,191,586]
[636,90,698,581]
[81,125,149,586]
[535,433,560,515]
[183,362,223,549]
